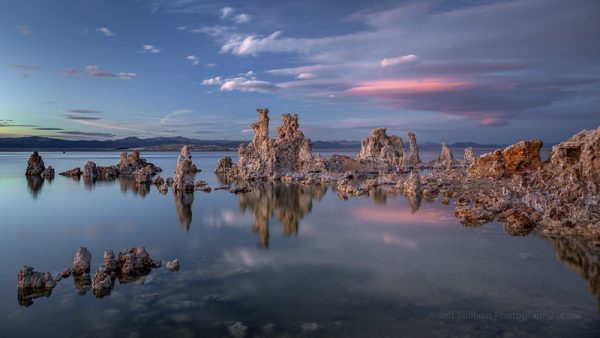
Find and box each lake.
[0,151,599,337]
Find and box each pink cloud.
[347,79,468,96]
[351,205,453,226]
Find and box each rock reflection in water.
[17,288,52,307]
[26,176,45,198]
[174,191,194,232]
[550,236,600,310]
[81,176,151,197]
[73,273,92,295]
[238,183,327,247]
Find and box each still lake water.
[0,151,599,337]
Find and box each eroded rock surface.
[173,146,196,192]
[73,247,92,276]
[357,128,405,172]
[17,266,55,306]
[25,151,45,176]
[117,246,161,280]
[469,140,543,178]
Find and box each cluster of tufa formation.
[216,108,435,181]
[18,246,166,304]
[59,150,161,181]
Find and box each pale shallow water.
[0,151,599,337]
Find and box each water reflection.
[17,287,52,307]
[81,176,152,197]
[26,176,45,198]
[73,273,92,295]
[237,183,327,247]
[550,236,600,309]
[174,191,194,232]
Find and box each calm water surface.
[0,151,599,337]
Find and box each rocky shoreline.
[23,108,600,241]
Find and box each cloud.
[64,115,102,121]
[221,31,283,56]
[203,71,280,93]
[59,131,115,138]
[84,65,137,80]
[142,44,161,53]
[220,78,280,93]
[296,73,318,80]
[160,109,194,124]
[68,109,103,114]
[16,24,32,36]
[202,76,223,85]
[96,27,114,36]
[9,64,40,77]
[347,79,468,95]
[220,6,234,19]
[186,55,200,66]
[34,127,63,131]
[233,13,251,24]
[0,120,34,128]
[380,54,419,67]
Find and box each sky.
[1,0,599,144]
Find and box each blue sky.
[1,0,599,143]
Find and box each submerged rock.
[173,146,196,193]
[91,250,119,298]
[59,167,82,177]
[117,246,161,279]
[72,247,92,276]
[25,151,45,176]
[17,266,55,306]
[166,259,180,272]
[40,166,55,178]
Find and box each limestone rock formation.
[59,167,82,177]
[468,140,543,178]
[91,250,118,298]
[40,166,55,178]
[25,151,45,176]
[117,246,161,280]
[405,171,420,196]
[215,156,233,173]
[435,143,454,169]
[464,147,474,164]
[83,161,99,179]
[408,132,421,165]
[173,146,196,192]
[134,166,154,184]
[357,128,405,172]
[166,259,180,271]
[17,266,55,306]
[72,247,92,276]
[220,108,325,180]
[17,266,55,290]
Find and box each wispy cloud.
[220,6,234,19]
[68,109,103,114]
[203,72,280,93]
[186,55,200,65]
[59,130,114,138]
[381,54,419,67]
[16,24,32,36]
[84,65,137,80]
[232,13,251,24]
[142,44,161,53]
[96,27,115,36]
[34,127,63,131]
[63,68,77,76]
[64,115,102,121]
[296,73,318,80]
[160,109,194,124]
[221,31,284,56]
[9,64,40,77]
[0,119,35,128]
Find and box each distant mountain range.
[0,136,506,151]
